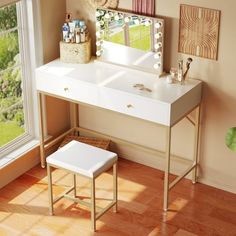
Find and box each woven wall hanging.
[178,4,220,60]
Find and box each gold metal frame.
[47,161,118,232]
[38,91,201,212]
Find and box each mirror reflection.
[96,8,164,75]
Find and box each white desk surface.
[36,59,202,126]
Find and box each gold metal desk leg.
[38,92,46,168]
[91,178,96,232]
[69,102,78,133]
[163,126,171,211]
[192,104,201,183]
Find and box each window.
[0,0,38,162]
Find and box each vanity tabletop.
[36,59,201,104]
[36,59,202,126]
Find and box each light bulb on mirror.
[96,21,100,27]
[96,31,101,38]
[96,11,100,17]
[96,50,102,56]
[104,13,110,19]
[155,21,163,29]
[114,14,120,21]
[153,63,161,69]
[99,10,105,16]
[154,52,162,59]
[124,16,130,23]
[154,42,162,50]
[96,41,101,46]
[154,32,162,39]
[145,20,151,26]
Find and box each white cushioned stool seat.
[46,140,118,232]
[47,140,117,178]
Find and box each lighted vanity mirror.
[95,8,164,75]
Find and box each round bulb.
[105,13,110,19]
[96,32,101,38]
[96,11,100,17]
[155,32,162,39]
[124,17,130,23]
[155,22,162,29]
[145,20,150,26]
[155,42,162,49]
[154,63,161,69]
[96,41,101,46]
[154,52,162,59]
[96,22,100,27]
[96,50,101,56]
[114,15,120,21]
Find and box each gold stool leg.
[47,164,54,215]
[113,162,118,213]
[73,174,77,197]
[91,178,96,232]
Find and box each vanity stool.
[46,140,118,232]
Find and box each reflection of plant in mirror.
[129,25,151,51]
[108,24,151,51]
[225,127,236,152]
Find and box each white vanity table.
[36,59,202,211]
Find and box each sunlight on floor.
[163,197,189,222]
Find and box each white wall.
[65,0,236,193]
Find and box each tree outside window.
[0,3,24,147]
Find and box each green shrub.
[0,66,22,99]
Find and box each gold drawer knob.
[127,104,133,108]
[64,87,69,91]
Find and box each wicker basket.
[60,38,91,64]
[59,135,110,150]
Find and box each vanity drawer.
[36,72,99,105]
[37,72,171,125]
[98,87,171,126]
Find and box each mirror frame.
[95,7,164,75]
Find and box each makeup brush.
[183,57,193,80]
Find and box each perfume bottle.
[177,60,183,83]
[62,23,69,42]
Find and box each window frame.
[0,0,41,160]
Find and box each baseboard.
[114,147,236,195]
[114,147,192,178]
[0,146,40,189]
[198,175,236,195]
